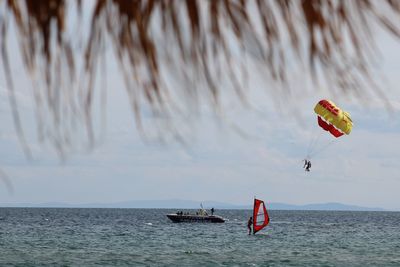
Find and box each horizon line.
[0,199,391,211]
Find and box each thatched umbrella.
[1,0,400,158]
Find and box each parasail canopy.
[314,99,353,138]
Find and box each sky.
[1,4,400,210]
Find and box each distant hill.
[268,202,385,211]
[0,199,385,211]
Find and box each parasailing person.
[305,160,311,171]
[303,159,309,169]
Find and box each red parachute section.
[317,116,344,138]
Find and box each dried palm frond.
[1,0,399,155]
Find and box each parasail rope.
[305,131,323,159]
[308,138,338,158]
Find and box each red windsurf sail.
[253,198,270,234]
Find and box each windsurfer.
[247,216,253,235]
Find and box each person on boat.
[305,160,311,172]
[211,208,214,215]
[247,216,253,235]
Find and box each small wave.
[272,221,292,224]
[255,232,270,236]
[184,250,210,255]
[227,220,246,224]
[145,222,153,226]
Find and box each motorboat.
[167,207,226,223]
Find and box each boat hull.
[167,214,225,223]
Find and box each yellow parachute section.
[314,100,353,138]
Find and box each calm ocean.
[0,208,399,266]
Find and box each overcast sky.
[1,6,400,210]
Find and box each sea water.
[0,208,399,266]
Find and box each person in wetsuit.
[247,216,253,235]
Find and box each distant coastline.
[0,199,386,211]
